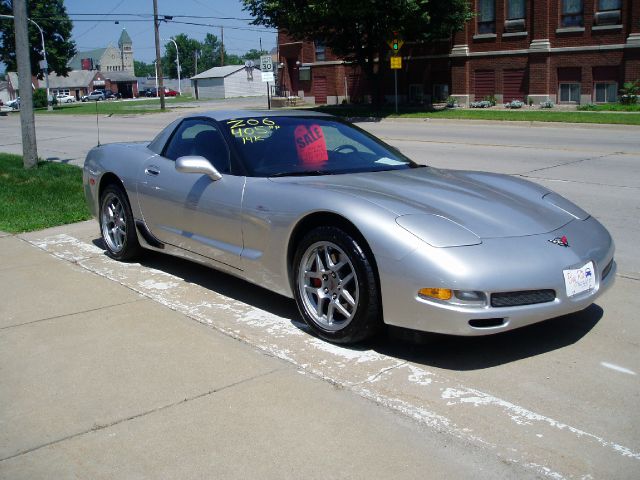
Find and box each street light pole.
[163,37,181,94]
[0,14,52,111]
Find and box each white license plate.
[563,261,596,297]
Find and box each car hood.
[282,167,577,238]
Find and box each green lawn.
[311,105,640,125]
[0,153,91,233]
[577,103,640,112]
[38,95,198,115]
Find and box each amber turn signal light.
[418,288,453,301]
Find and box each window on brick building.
[315,41,326,61]
[478,0,496,34]
[507,0,526,19]
[595,0,621,25]
[594,83,617,103]
[409,84,424,103]
[561,0,583,27]
[559,83,581,103]
[433,84,449,102]
[505,0,526,32]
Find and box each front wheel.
[99,184,141,260]
[293,226,382,344]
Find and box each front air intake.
[491,290,555,307]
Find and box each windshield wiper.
[269,170,335,178]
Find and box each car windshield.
[220,116,420,177]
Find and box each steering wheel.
[333,144,357,154]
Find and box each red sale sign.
[294,124,328,168]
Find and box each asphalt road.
[1,108,639,478]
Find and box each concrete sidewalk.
[0,227,528,479]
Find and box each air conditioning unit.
[594,10,621,26]
[504,19,526,33]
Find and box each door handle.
[145,166,160,176]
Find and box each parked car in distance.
[144,87,179,97]
[6,97,20,109]
[81,90,105,102]
[103,89,122,100]
[56,94,76,103]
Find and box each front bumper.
[379,216,616,335]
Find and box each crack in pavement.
[0,368,283,464]
[351,361,408,387]
[514,174,640,190]
[517,151,624,176]
[0,299,146,331]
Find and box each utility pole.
[194,50,199,75]
[152,0,165,110]
[12,0,37,168]
[220,26,224,66]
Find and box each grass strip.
[311,105,640,125]
[0,153,91,233]
[36,95,198,115]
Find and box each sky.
[1,0,277,72]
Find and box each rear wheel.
[99,184,141,260]
[293,226,381,344]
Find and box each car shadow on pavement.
[375,305,603,370]
[124,248,302,323]
[98,243,604,370]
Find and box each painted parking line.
[26,233,640,479]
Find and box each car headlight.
[418,288,487,306]
[396,214,481,248]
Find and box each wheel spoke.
[334,300,351,319]
[324,247,335,268]
[341,272,355,286]
[315,295,326,316]
[315,250,326,272]
[326,302,335,324]
[340,289,356,307]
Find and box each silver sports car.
[83,111,615,344]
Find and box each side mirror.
[175,156,222,181]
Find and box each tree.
[162,33,203,79]
[243,49,268,61]
[0,0,76,77]
[242,0,472,104]
[197,33,221,72]
[134,60,155,77]
[224,53,244,65]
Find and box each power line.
[66,12,255,21]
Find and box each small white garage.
[191,65,265,99]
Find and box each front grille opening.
[491,289,556,308]
[601,259,614,280]
[469,318,505,328]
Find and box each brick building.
[277,0,640,105]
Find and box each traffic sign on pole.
[260,55,273,73]
[390,56,402,69]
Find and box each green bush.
[32,88,49,108]
[619,81,639,105]
[483,95,497,106]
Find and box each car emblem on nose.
[549,235,569,247]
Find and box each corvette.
[83,111,615,344]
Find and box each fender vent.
[491,289,555,307]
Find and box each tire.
[99,184,141,261]
[293,226,382,344]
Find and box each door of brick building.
[474,70,495,100]
[314,76,327,104]
[503,69,527,101]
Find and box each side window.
[164,119,231,174]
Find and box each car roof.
[189,110,334,122]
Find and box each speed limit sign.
[260,55,273,73]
